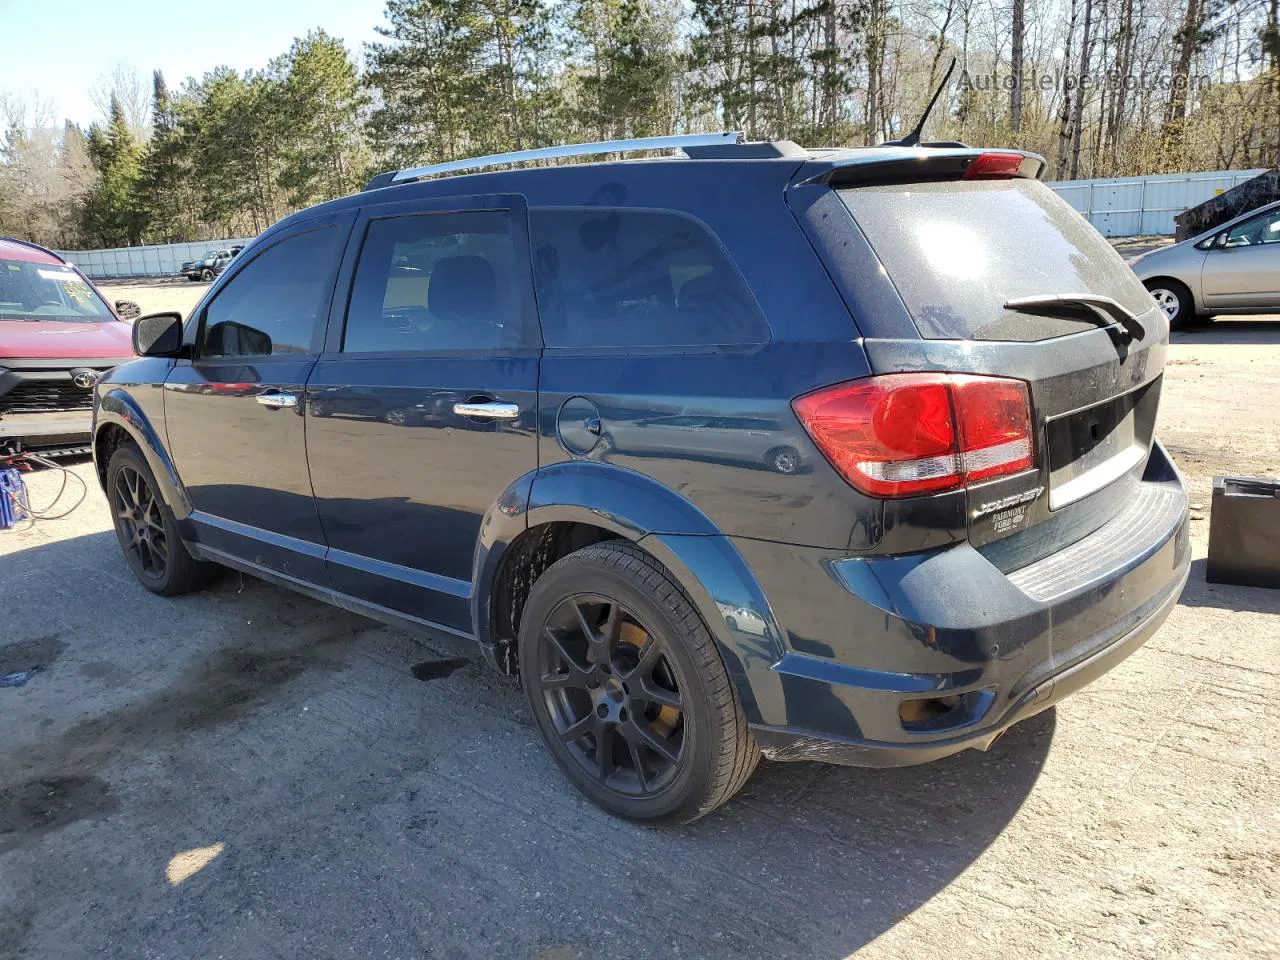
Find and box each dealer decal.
[971,486,1045,520]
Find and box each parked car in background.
[1130,199,1280,329]
[180,246,242,282]
[1,237,137,455]
[93,134,1188,824]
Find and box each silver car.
[1129,200,1280,329]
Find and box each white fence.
[1046,169,1267,237]
[55,238,255,280]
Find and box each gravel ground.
[0,284,1277,959]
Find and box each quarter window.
[343,211,526,353]
[530,208,769,349]
[199,227,341,358]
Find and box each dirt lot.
[1,281,1278,959]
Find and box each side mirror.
[133,312,185,357]
[114,299,141,320]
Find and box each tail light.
[792,373,1034,498]
[963,152,1027,179]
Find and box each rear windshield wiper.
[1003,294,1145,338]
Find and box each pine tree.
[84,95,145,246]
[137,71,196,242]
[570,0,679,139]
[366,0,560,167]
[276,31,371,206]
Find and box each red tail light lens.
[962,152,1026,179]
[792,374,1034,498]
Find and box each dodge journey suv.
[93,134,1190,823]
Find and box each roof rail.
[0,235,66,263]
[366,132,746,190]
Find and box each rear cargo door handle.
[453,400,520,420]
[256,391,298,409]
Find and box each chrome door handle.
[453,400,520,420]
[256,392,298,409]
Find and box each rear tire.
[106,444,218,596]
[1145,279,1197,330]
[518,541,759,823]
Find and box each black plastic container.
[1207,476,1280,589]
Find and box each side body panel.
[94,359,188,514]
[306,194,541,633]
[1200,242,1280,308]
[161,212,355,582]
[515,163,880,552]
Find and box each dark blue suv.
[93,134,1190,823]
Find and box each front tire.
[518,541,759,823]
[107,444,217,596]
[1145,279,1197,330]
[200,268,214,282]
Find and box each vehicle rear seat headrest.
[430,256,499,321]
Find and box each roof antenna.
[884,56,957,147]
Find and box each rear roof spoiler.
[794,148,1047,187]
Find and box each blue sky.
[0,0,390,127]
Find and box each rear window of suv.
[531,208,769,350]
[840,179,1154,341]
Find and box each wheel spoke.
[137,537,154,573]
[540,664,591,690]
[637,676,682,711]
[624,638,664,680]
[627,740,649,794]
[558,714,593,745]
[571,599,598,645]
[543,626,589,674]
[600,601,622,645]
[150,535,169,563]
[628,716,679,764]
[595,721,614,780]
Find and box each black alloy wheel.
[106,443,217,596]
[518,541,759,823]
[535,593,685,796]
[113,463,169,582]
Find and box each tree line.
[2,0,1277,250]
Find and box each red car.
[1,237,138,456]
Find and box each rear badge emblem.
[972,486,1044,520]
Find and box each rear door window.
[530,208,769,350]
[839,179,1154,341]
[342,210,529,353]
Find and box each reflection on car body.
[601,414,803,474]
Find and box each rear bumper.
[742,439,1190,766]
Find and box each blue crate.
[1,468,27,529]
